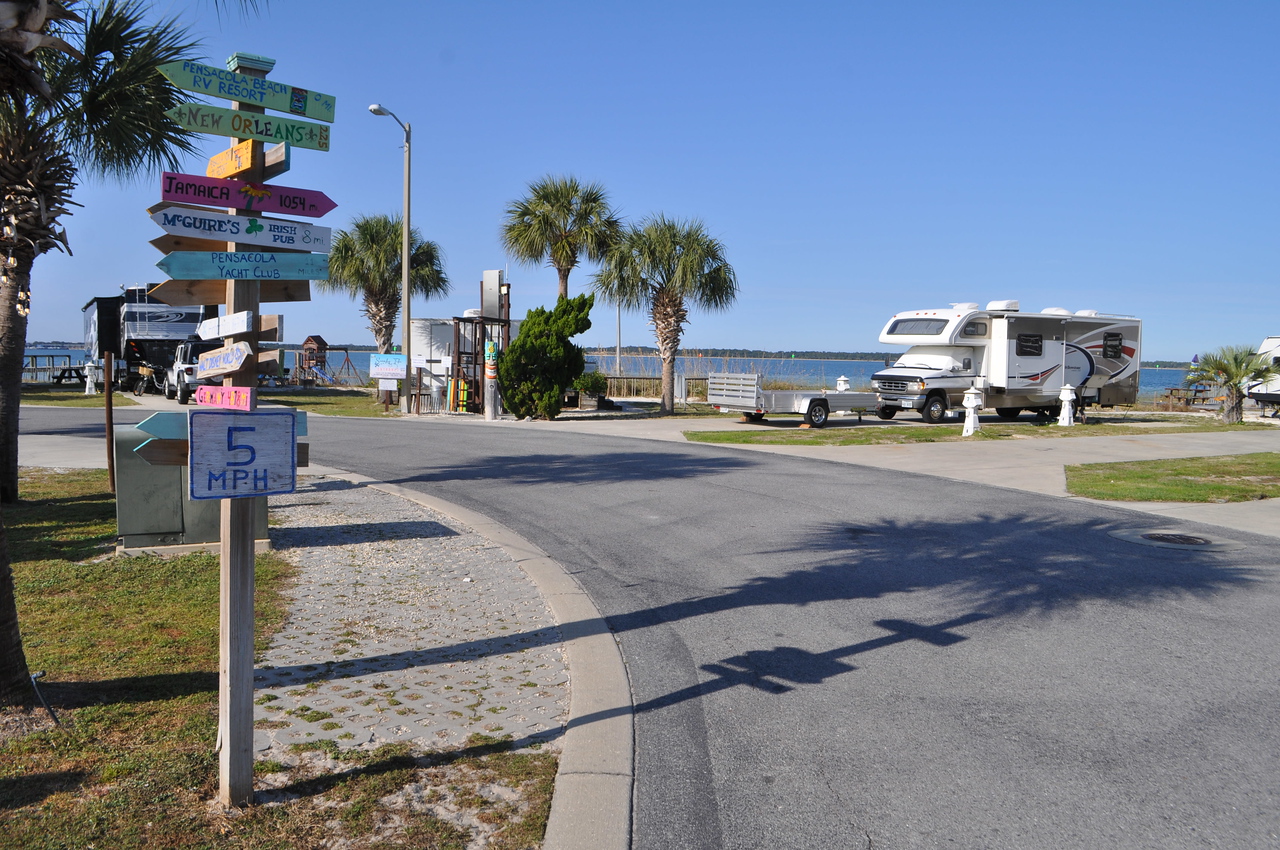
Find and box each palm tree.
[501,175,621,300]
[0,1,84,101]
[1185,344,1280,424]
[592,215,737,414]
[0,0,200,706]
[318,214,449,354]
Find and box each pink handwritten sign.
[161,172,337,218]
[195,385,257,411]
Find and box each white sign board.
[197,310,256,340]
[378,379,400,392]
[368,353,407,379]
[188,410,296,500]
[197,341,253,378]
[150,205,333,252]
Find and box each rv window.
[1016,334,1043,357]
[1102,332,1124,359]
[1272,356,1279,367]
[887,319,948,335]
[961,321,988,337]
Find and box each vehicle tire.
[876,407,897,420]
[804,401,829,428]
[995,407,1021,420]
[746,412,766,422]
[177,383,191,405]
[164,377,176,400]
[922,394,948,424]
[132,376,147,396]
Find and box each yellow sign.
[206,139,255,179]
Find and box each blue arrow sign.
[134,409,308,438]
[136,412,187,440]
[156,250,329,281]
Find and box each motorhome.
[871,300,1141,423]
[1246,336,1280,409]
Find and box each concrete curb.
[314,468,634,850]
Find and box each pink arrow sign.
[161,171,336,218]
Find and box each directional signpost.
[146,52,335,809]
[161,172,337,218]
[158,59,336,122]
[167,103,330,152]
[157,250,330,282]
[151,205,332,251]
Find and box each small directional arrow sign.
[158,60,336,122]
[162,172,337,218]
[148,279,311,306]
[197,310,255,340]
[167,103,330,152]
[197,341,253,378]
[151,205,332,252]
[207,139,255,179]
[137,411,188,441]
[157,250,329,282]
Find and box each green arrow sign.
[158,61,335,122]
[157,250,330,281]
[167,103,330,152]
[137,411,188,441]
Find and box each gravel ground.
[256,475,570,759]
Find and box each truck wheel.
[995,407,1021,420]
[746,412,766,422]
[164,377,177,400]
[804,401,829,427]
[177,383,191,405]
[922,395,948,424]
[876,407,897,420]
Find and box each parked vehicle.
[83,286,215,394]
[165,337,224,404]
[872,300,1141,423]
[707,372,879,427]
[1246,336,1280,410]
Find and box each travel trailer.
[871,300,1141,423]
[1246,336,1280,409]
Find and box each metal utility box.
[113,425,268,551]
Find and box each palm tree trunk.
[557,267,571,301]
[0,256,32,504]
[0,506,33,707]
[652,289,687,415]
[1224,387,1245,424]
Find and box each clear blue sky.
[29,1,1278,361]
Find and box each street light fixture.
[369,103,413,413]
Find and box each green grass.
[258,387,395,418]
[0,468,557,848]
[1065,452,1280,502]
[683,416,1275,447]
[20,386,138,407]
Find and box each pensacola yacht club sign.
[138,52,338,809]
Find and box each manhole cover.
[1141,533,1211,546]
[1108,528,1245,552]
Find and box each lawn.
[1065,452,1280,502]
[20,386,138,407]
[258,387,396,418]
[683,415,1274,447]
[0,468,556,849]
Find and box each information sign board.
[157,250,329,282]
[158,60,336,122]
[188,410,296,499]
[161,172,337,218]
[369,353,407,379]
[150,205,332,251]
[167,103,330,152]
[198,341,253,378]
[195,385,257,411]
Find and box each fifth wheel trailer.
[872,300,1141,423]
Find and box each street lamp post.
[369,103,413,413]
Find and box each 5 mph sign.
[188,410,296,499]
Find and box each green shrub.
[573,370,609,396]
[498,294,594,419]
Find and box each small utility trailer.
[707,372,879,427]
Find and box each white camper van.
[872,300,1141,423]
[1246,336,1280,410]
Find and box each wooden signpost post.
[145,51,335,809]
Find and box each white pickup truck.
[707,372,879,427]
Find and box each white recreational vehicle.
[1246,336,1280,409]
[871,300,1141,423]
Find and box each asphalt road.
[22,408,1280,848]
[307,415,1280,850]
